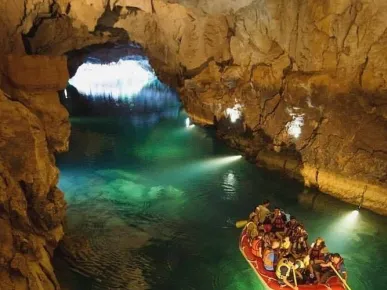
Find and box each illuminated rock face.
[0,0,386,287]
[0,55,70,289]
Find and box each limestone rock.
[6,55,69,91]
[0,57,69,289]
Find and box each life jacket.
[286,221,299,238]
[246,222,258,239]
[263,248,276,270]
[293,241,307,254]
[310,243,325,260]
[333,258,345,273]
[273,215,285,230]
[251,238,262,257]
[275,258,292,279]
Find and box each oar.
[330,264,352,290]
[292,265,298,288]
[235,220,248,228]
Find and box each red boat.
[239,227,346,290]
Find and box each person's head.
[331,253,342,264]
[284,255,295,265]
[315,237,324,246]
[251,214,259,223]
[263,199,270,207]
[274,207,281,216]
[271,239,280,249]
[290,216,296,223]
[298,236,305,242]
[258,231,265,239]
[264,232,270,239]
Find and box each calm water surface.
[55,89,387,290]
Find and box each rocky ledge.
[0,55,70,290]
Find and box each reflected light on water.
[69,59,157,98]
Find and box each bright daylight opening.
[69,59,157,99]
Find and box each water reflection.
[222,171,237,201]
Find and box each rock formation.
[1,0,387,286]
[0,55,70,289]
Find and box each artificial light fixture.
[225,104,242,123]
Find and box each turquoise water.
[56,91,387,290]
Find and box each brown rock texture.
[0,54,70,290]
[2,0,385,216]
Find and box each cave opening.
[61,43,181,122]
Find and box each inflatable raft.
[239,228,346,290]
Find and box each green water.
[56,97,387,290]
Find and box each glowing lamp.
[225,104,242,123]
[186,118,190,127]
[64,89,68,98]
[286,113,304,139]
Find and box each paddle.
[292,265,298,289]
[235,220,248,228]
[329,264,352,290]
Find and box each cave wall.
[0,55,70,289]
[0,0,386,288]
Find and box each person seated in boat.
[251,231,265,258]
[263,232,272,249]
[270,207,287,239]
[275,256,301,290]
[285,216,299,241]
[263,239,280,271]
[308,237,329,280]
[291,235,309,259]
[315,253,347,284]
[250,199,271,224]
[293,224,309,242]
[279,236,292,258]
[246,214,259,242]
[311,253,332,284]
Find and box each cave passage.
[54,53,387,290]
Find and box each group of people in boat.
[245,199,347,290]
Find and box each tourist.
[263,232,272,249]
[308,237,329,279]
[251,231,265,258]
[270,207,287,239]
[293,224,309,242]
[275,256,300,290]
[263,240,280,271]
[316,253,347,284]
[285,216,299,241]
[291,235,309,259]
[246,214,259,242]
[279,236,292,258]
[252,199,271,224]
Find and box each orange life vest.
[310,243,325,260]
[251,239,262,257]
